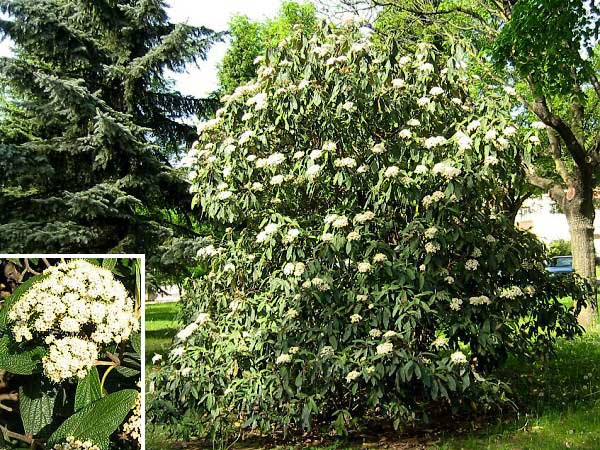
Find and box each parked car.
[546,255,573,274]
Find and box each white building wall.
[516,195,600,254]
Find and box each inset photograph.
[0,256,142,450]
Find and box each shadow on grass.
[145,302,179,367]
[146,302,180,323]
[435,328,600,450]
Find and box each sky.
[166,0,287,97]
[0,1,302,97]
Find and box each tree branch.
[525,168,565,205]
[0,424,33,445]
[21,259,40,277]
[462,43,592,174]
[0,392,18,412]
[529,93,589,170]
[589,71,600,99]
[547,128,572,185]
[372,0,498,37]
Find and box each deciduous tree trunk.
[564,187,597,328]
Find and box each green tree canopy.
[217,1,317,93]
[0,0,219,266]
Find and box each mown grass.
[145,301,179,377]
[145,302,600,450]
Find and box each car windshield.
[551,257,572,267]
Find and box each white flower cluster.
[373,253,387,263]
[384,166,400,178]
[176,313,210,342]
[531,121,546,129]
[346,370,361,382]
[354,211,375,223]
[450,351,467,365]
[304,277,331,291]
[276,353,291,364]
[424,136,447,149]
[369,329,382,338]
[197,244,219,258]
[524,285,536,295]
[499,285,524,299]
[465,259,479,271]
[334,157,357,168]
[320,346,335,357]
[350,313,362,323]
[425,241,440,254]
[357,262,372,273]
[283,262,305,277]
[432,336,448,348]
[9,260,138,382]
[469,295,491,306]
[256,222,280,242]
[43,336,98,383]
[347,231,360,241]
[454,131,473,151]
[53,437,100,450]
[422,190,445,207]
[399,128,412,139]
[376,342,393,355]
[432,162,461,179]
[449,298,463,311]
[325,214,349,228]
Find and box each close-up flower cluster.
[8,259,139,382]
[0,258,142,450]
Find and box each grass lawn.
[145,301,179,378]
[145,302,600,450]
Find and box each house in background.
[516,195,600,254]
[146,285,182,303]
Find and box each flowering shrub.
[149,20,587,443]
[0,258,141,450]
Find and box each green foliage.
[217,1,317,93]
[548,239,572,258]
[19,376,57,436]
[149,329,600,449]
[48,389,138,450]
[149,22,587,445]
[0,0,219,268]
[491,0,599,97]
[0,335,45,375]
[75,368,103,412]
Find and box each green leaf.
[114,366,139,378]
[101,258,117,271]
[0,335,45,375]
[75,368,102,411]
[19,375,57,436]
[48,389,138,450]
[447,375,457,392]
[130,332,141,356]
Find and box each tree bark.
[562,181,597,328]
